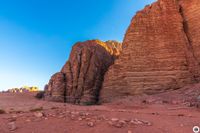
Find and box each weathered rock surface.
[100,0,200,102]
[45,72,66,102]
[45,0,200,104]
[45,40,121,104]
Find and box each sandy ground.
[0,86,200,133]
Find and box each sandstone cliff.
[100,0,200,102]
[45,0,200,104]
[45,40,122,104]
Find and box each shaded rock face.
[45,73,66,102]
[45,40,122,104]
[100,0,200,102]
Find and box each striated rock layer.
[45,40,122,104]
[100,0,200,102]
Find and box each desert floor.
[0,89,200,133]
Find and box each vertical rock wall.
[45,0,200,104]
[45,40,121,104]
[100,0,200,102]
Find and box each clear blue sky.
[0,0,155,91]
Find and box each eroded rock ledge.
[44,40,122,105]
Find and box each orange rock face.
[45,0,200,104]
[45,40,121,104]
[100,0,200,102]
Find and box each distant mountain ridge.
[6,86,39,93]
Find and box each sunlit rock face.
[100,0,200,102]
[45,0,200,104]
[7,86,39,93]
[45,40,122,104]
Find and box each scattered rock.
[58,115,65,118]
[8,122,17,131]
[111,118,119,122]
[114,120,126,128]
[122,119,131,123]
[70,115,75,120]
[7,115,17,122]
[71,111,79,115]
[130,119,152,126]
[34,112,44,118]
[180,124,184,127]
[97,115,106,120]
[183,102,192,107]
[108,118,126,128]
[85,113,90,116]
[86,118,91,121]
[78,117,83,121]
[197,95,200,102]
[87,122,95,127]
[26,119,31,122]
[128,130,132,133]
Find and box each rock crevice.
[179,3,200,81]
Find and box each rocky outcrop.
[7,86,39,93]
[45,40,122,104]
[45,72,66,102]
[100,0,200,102]
[45,0,200,104]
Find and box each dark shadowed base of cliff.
[0,84,200,133]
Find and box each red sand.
[0,88,200,133]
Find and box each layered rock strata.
[45,40,121,104]
[100,0,200,102]
[45,0,200,104]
